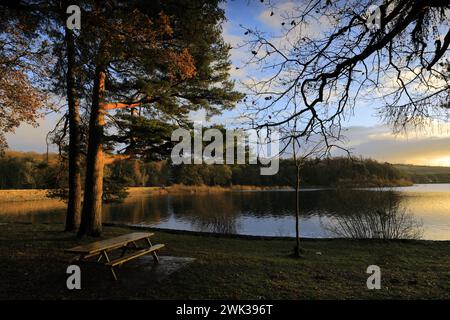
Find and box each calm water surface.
[1,184,450,240]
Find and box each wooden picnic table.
[65,232,165,280]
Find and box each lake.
[1,184,449,240]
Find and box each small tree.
[281,117,340,257]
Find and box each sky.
[5,0,450,166]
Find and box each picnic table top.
[65,232,154,254]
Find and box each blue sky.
[6,0,450,166]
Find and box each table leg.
[102,250,118,281]
[145,237,160,264]
[120,245,129,257]
[152,251,160,264]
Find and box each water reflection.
[0,184,449,240]
[321,190,424,239]
[0,199,66,223]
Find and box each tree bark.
[292,138,301,257]
[64,26,82,232]
[294,164,301,257]
[78,58,106,237]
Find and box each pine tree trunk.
[64,26,82,232]
[78,61,106,237]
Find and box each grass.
[394,164,450,175]
[394,164,450,183]
[0,189,51,202]
[0,223,449,299]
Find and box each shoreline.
[0,185,292,202]
[3,221,448,242]
[0,182,419,203]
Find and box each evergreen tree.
[77,0,242,236]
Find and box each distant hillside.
[2,151,414,189]
[4,150,59,163]
[3,150,449,189]
[394,164,450,183]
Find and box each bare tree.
[240,0,450,135]
[235,0,449,253]
[280,117,341,256]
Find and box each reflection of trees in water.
[104,193,241,233]
[104,191,343,230]
[0,200,66,223]
[186,191,326,234]
[179,194,240,234]
[232,191,322,218]
[103,189,424,238]
[322,190,423,239]
[191,213,239,234]
[103,196,168,224]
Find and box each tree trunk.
[292,138,301,257]
[294,165,301,257]
[64,26,82,232]
[78,60,106,237]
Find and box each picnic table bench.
[65,232,165,280]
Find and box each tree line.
[0,151,412,190]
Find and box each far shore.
[0,181,422,203]
[0,185,293,203]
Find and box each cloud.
[222,16,251,62]
[257,1,297,29]
[257,1,336,41]
[335,124,450,166]
[367,66,449,100]
[5,114,59,153]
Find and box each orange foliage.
[168,48,197,81]
[102,102,143,110]
[157,11,173,37]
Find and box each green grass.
[0,223,449,299]
[394,164,450,183]
[394,164,450,175]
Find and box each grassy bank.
[0,223,449,299]
[394,164,450,184]
[0,189,52,202]
[0,185,291,202]
[127,184,292,196]
[0,181,416,203]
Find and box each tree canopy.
[0,4,52,151]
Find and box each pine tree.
[77,0,242,236]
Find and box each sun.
[429,156,450,167]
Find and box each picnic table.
[65,232,165,280]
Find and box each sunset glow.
[429,156,450,167]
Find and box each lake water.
[1,184,450,240]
